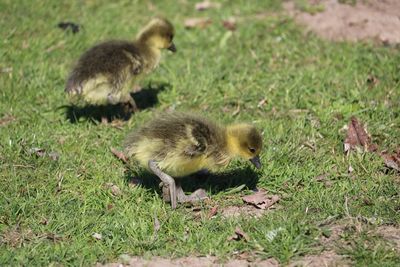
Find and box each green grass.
[1,0,400,266]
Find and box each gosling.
[65,17,176,112]
[123,112,263,209]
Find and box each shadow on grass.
[124,166,259,196]
[63,82,171,123]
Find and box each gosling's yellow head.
[137,17,176,52]
[226,124,263,169]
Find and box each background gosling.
[65,17,176,112]
[123,112,263,209]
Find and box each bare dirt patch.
[317,217,367,249]
[101,253,352,267]
[221,201,280,218]
[99,256,280,267]
[319,223,347,248]
[284,0,400,45]
[221,205,267,218]
[0,227,35,247]
[375,225,400,252]
[0,226,63,247]
[288,250,351,267]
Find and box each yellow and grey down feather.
[66,41,143,105]
[123,113,231,177]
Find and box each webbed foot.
[149,160,177,209]
[176,183,208,203]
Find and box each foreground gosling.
[123,112,263,209]
[65,17,176,111]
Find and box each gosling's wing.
[65,72,82,94]
[122,50,143,75]
[65,41,144,95]
[183,124,208,157]
[184,139,206,157]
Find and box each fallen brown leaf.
[242,189,280,209]
[343,118,400,172]
[184,17,212,29]
[208,205,218,218]
[0,114,16,126]
[195,0,221,11]
[105,183,122,196]
[222,17,237,31]
[381,149,400,172]
[343,116,376,153]
[257,97,268,108]
[228,227,250,242]
[110,147,128,164]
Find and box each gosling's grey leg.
[148,160,177,209]
[159,182,171,202]
[175,181,208,203]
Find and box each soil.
[288,251,351,267]
[221,205,269,218]
[98,256,280,267]
[284,0,400,45]
[376,225,400,252]
[100,252,352,267]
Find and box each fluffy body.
[123,112,263,177]
[66,40,154,105]
[65,18,175,106]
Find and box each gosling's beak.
[249,156,262,169]
[167,42,177,53]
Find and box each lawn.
[1,0,399,266]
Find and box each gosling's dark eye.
[249,147,256,153]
